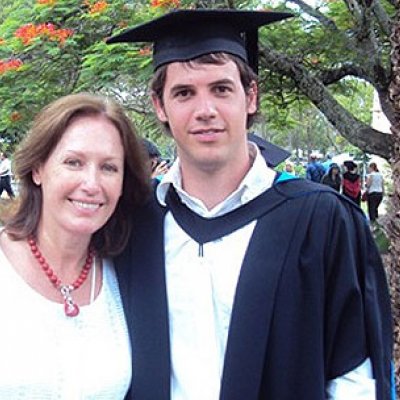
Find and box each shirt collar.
[156,142,276,218]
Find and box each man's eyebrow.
[169,84,193,92]
[209,78,235,86]
[168,78,236,94]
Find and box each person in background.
[306,153,325,182]
[342,160,362,205]
[322,153,333,173]
[0,93,150,398]
[365,161,384,223]
[284,160,295,175]
[142,138,170,181]
[0,151,15,199]
[321,163,341,192]
[108,9,393,400]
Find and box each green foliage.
[372,222,390,254]
[0,0,191,151]
[0,0,394,158]
[333,79,374,124]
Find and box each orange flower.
[0,59,23,74]
[15,23,36,45]
[37,0,56,5]
[0,38,5,45]
[88,0,108,14]
[56,28,74,44]
[10,111,22,122]
[15,23,73,45]
[150,0,180,8]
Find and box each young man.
[108,9,393,400]
[306,153,325,183]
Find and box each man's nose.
[194,95,217,120]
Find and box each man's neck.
[180,157,253,211]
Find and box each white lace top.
[0,248,131,399]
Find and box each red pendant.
[28,237,94,317]
[64,301,80,317]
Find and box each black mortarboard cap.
[248,133,290,167]
[107,9,293,73]
[344,160,357,170]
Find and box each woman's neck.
[34,226,92,278]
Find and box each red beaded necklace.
[28,236,94,317]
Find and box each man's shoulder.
[275,175,328,192]
[273,176,361,210]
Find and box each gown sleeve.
[322,195,392,399]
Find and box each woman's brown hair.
[5,93,151,256]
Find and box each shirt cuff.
[326,358,375,400]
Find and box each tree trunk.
[387,8,400,397]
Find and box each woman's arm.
[365,175,372,189]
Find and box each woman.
[365,162,384,222]
[321,163,341,191]
[342,160,361,205]
[0,93,150,398]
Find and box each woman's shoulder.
[369,171,382,179]
[0,231,27,265]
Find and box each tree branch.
[260,45,393,159]
[287,0,339,31]
[315,62,372,84]
[371,0,393,36]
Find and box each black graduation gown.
[115,178,393,400]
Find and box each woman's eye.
[102,163,119,173]
[64,159,82,167]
